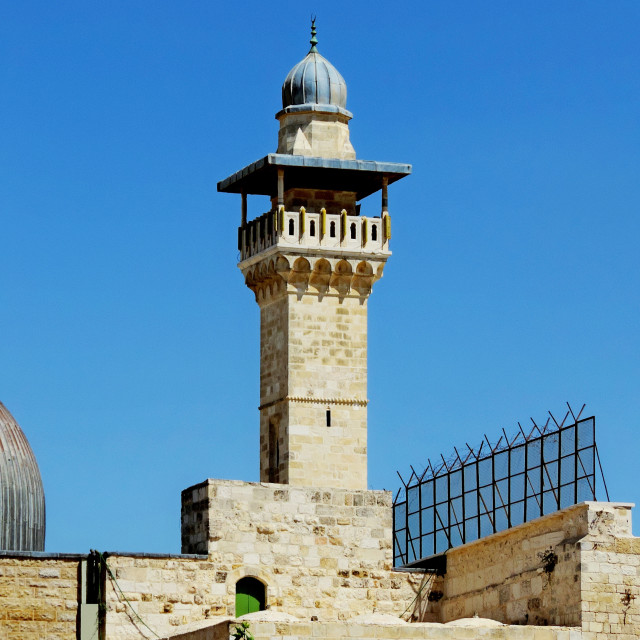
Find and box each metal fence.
[393,408,601,569]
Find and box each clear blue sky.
[1,2,638,552]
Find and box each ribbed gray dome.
[282,23,347,112]
[0,402,45,551]
[282,51,347,110]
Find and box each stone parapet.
[102,553,221,640]
[238,207,390,267]
[160,617,595,640]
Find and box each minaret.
[218,23,410,490]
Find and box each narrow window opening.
[350,222,357,239]
[268,420,279,483]
[310,220,316,237]
[326,409,331,427]
[288,219,295,235]
[329,221,336,238]
[371,224,378,241]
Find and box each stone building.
[1,23,639,640]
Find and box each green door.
[235,577,265,616]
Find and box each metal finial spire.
[309,16,318,53]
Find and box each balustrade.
[238,207,391,262]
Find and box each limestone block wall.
[181,479,424,621]
[0,552,83,640]
[102,553,221,640]
[579,504,639,639]
[276,111,356,159]
[277,188,357,215]
[258,287,369,490]
[432,503,587,626]
[417,501,639,637]
[258,286,289,484]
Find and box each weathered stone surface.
[277,111,356,160]
[159,618,592,640]
[0,556,81,640]
[415,501,640,639]
[180,479,423,627]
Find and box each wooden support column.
[241,192,247,226]
[381,176,388,213]
[277,169,285,207]
[238,191,248,256]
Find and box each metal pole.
[557,427,562,511]
[574,420,579,504]
[491,451,496,533]
[539,434,544,517]
[524,438,529,522]
[433,476,437,556]
[507,444,512,527]
[459,451,466,545]
[418,475,423,559]
[476,461,481,540]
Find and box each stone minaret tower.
[218,23,410,490]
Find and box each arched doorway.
[235,577,265,616]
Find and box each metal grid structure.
[393,405,606,569]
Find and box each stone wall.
[102,553,220,640]
[181,479,424,621]
[276,111,356,159]
[2,501,637,639]
[258,282,290,484]
[0,552,83,640]
[416,501,639,638]
[277,189,357,216]
[433,503,588,626]
[579,505,639,639]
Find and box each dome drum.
[276,103,353,120]
[277,110,355,160]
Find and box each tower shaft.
[239,186,391,489]
[258,285,368,488]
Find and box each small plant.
[232,621,254,640]
[538,548,558,574]
[621,589,636,624]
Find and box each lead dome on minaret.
[281,20,348,113]
[0,401,45,551]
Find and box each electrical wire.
[400,571,435,619]
[98,552,160,639]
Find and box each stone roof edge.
[103,551,208,560]
[0,550,88,560]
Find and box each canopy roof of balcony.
[217,154,411,202]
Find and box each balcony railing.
[238,207,391,262]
